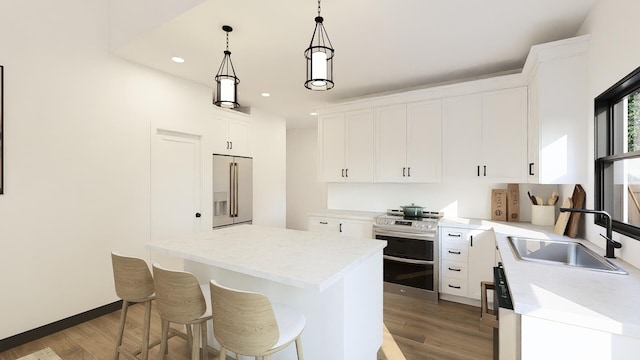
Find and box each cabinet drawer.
[441,260,467,280]
[441,229,467,242]
[308,217,340,233]
[441,277,467,296]
[441,240,468,261]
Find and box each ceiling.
[113,0,597,129]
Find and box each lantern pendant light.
[304,0,334,91]
[214,25,240,108]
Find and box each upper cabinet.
[375,100,442,183]
[442,87,528,183]
[526,36,588,184]
[212,116,250,156]
[318,109,375,182]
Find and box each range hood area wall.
[326,182,559,221]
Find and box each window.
[595,66,640,240]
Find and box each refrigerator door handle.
[228,162,231,217]
[233,162,239,217]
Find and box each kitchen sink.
[507,236,627,274]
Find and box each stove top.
[374,209,443,231]
[384,209,444,219]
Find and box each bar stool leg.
[191,323,201,360]
[159,319,170,360]
[200,323,208,360]
[295,337,304,360]
[141,300,152,360]
[114,300,129,360]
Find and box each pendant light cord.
[317,0,321,16]
[226,32,229,51]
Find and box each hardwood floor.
[378,293,493,360]
[0,292,493,360]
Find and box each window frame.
[595,65,640,240]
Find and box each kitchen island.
[146,224,387,360]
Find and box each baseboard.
[0,300,122,352]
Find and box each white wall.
[286,127,327,230]
[0,0,285,340]
[576,0,640,267]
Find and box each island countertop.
[146,224,387,292]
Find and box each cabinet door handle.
[529,162,535,176]
[339,223,343,233]
[319,221,328,225]
[230,141,233,150]
[403,167,406,177]
[345,169,348,177]
[226,141,230,149]
[470,235,474,247]
[483,165,487,176]
[448,233,462,237]
[341,169,345,177]
[407,167,411,177]
[448,267,462,272]
[448,250,462,255]
[477,165,480,176]
[448,284,462,289]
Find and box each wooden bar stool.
[209,280,305,360]
[111,252,157,360]
[153,264,212,360]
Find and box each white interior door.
[151,129,202,241]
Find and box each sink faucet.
[559,208,622,258]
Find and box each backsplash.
[327,182,560,220]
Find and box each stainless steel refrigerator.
[212,154,252,228]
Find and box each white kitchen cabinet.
[211,116,250,156]
[375,100,442,183]
[442,87,527,183]
[308,215,373,239]
[318,109,375,182]
[527,36,588,184]
[467,228,497,300]
[440,226,495,302]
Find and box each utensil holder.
[531,205,555,226]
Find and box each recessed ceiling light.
[310,112,318,116]
[171,56,185,63]
[261,93,270,97]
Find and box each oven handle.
[373,228,435,240]
[383,255,431,265]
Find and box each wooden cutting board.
[565,185,586,238]
[554,197,573,235]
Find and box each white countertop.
[307,209,384,221]
[146,224,387,293]
[442,219,640,338]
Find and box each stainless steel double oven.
[373,210,441,302]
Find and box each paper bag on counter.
[507,184,520,222]
[491,189,507,221]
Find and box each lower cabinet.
[440,226,496,302]
[308,215,374,239]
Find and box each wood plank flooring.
[0,292,493,360]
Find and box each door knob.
[195,212,201,218]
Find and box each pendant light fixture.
[214,25,240,108]
[304,0,334,91]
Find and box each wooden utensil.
[554,197,573,235]
[535,196,544,206]
[547,191,558,205]
[565,185,586,238]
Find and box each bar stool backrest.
[210,280,279,355]
[111,252,154,302]
[153,264,207,324]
